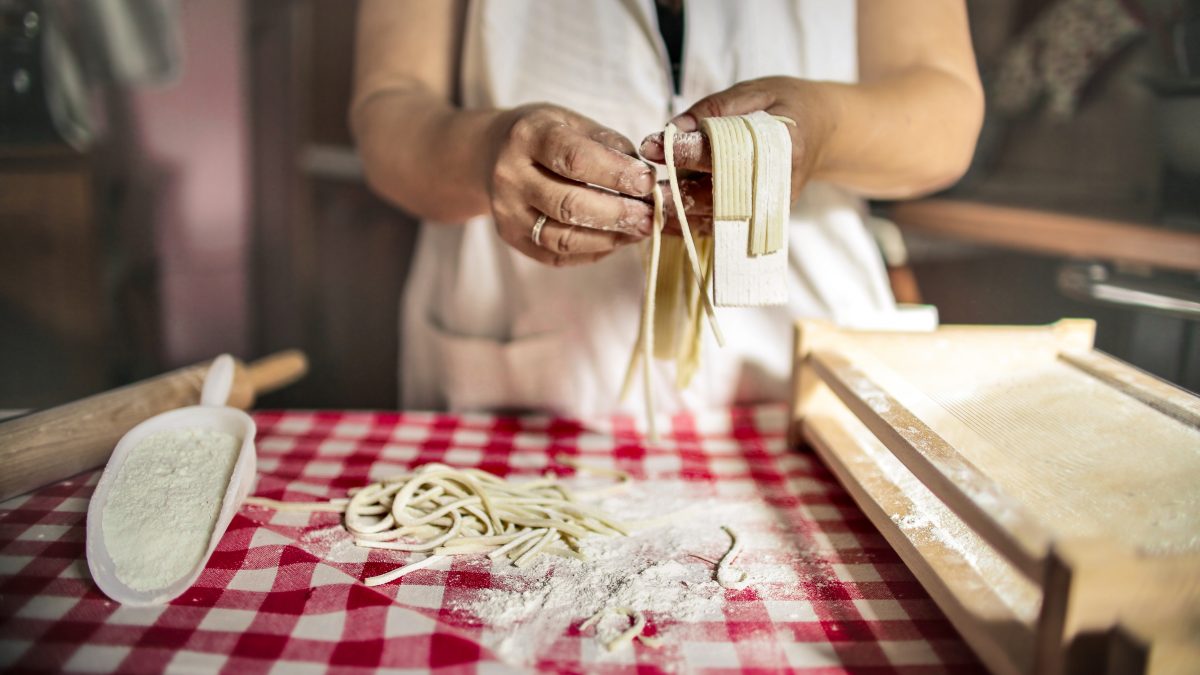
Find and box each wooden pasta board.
[790,319,1200,675]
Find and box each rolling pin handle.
[246,350,309,398]
[228,351,308,410]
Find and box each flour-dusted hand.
[352,0,662,268]
[639,0,986,204]
[639,77,832,204]
[655,175,713,236]
[486,104,657,266]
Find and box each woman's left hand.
[640,77,832,204]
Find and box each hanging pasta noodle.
[652,237,685,361]
[663,123,723,350]
[706,111,791,306]
[703,116,754,222]
[619,185,666,440]
[622,113,793,438]
[245,462,632,587]
[744,111,792,255]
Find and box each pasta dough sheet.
[713,219,788,307]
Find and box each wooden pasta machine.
[789,319,1200,675]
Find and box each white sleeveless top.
[401,0,895,419]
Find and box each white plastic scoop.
[85,354,258,606]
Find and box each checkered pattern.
[0,406,979,673]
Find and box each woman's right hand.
[485,104,657,266]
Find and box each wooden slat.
[890,199,1200,273]
[803,384,1037,675]
[809,349,1053,582]
[1060,351,1200,428]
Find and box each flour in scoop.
[102,428,239,591]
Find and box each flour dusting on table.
[447,480,806,665]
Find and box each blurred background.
[1,0,1198,410]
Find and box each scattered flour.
[863,445,1042,621]
[447,481,807,666]
[301,524,363,563]
[102,428,239,591]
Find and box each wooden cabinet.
[249,0,418,409]
[0,148,103,341]
[0,146,117,407]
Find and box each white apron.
[401,0,895,419]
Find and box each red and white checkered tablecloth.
[0,405,980,673]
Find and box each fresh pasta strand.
[716,525,750,590]
[246,463,630,587]
[652,236,686,360]
[244,496,345,513]
[581,607,660,651]
[663,123,724,347]
[364,553,446,587]
[640,184,665,442]
[622,113,790,434]
[741,111,791,255]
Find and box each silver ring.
[531,213,548,246]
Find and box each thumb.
[670,82,775,132]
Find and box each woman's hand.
[655,176,713,236]
[485,104,658,266]
[354,0,660,268]
[638,0,986,204]
[639,77,832,209]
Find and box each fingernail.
[634,168,655,195]
[670,113,697,132]
[636,210,653,234]
[639,136,663,158]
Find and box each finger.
[536,218,637,255]
[658,177,713,236]
[640,131,711,172]
[507,218,618,268]
[533,124,655,198]
[512,235,614,268]
[639,132,665,162]
[523,166,653,236]
[494,200,618,267]
[562,110,641,159]
[659,176,712,217]
[670,81,775,132]
[588,126,638,158]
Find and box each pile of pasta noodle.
[246,460,631,587]
[623,111,793,439]
[245,462,753,650]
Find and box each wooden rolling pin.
[0,351,308,503]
